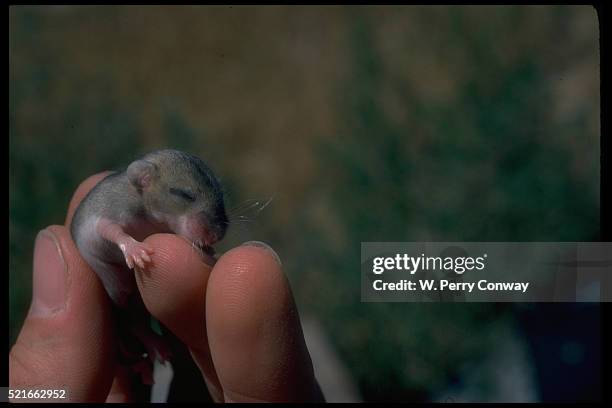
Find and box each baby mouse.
[70,149,228,384]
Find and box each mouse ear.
[127,160,158,189]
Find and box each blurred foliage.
[9,5,599,401]
[289,8,599,400]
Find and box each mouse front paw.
[119,239,155,270]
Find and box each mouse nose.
[189,211,227,246]
[179,212,225,248]
[202,212,227,246]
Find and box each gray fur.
[70,149,228,305]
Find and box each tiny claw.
[135,256,145,269]
[141,252,151,263]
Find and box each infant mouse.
[70,149,228,384]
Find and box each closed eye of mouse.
[169,187,196,202]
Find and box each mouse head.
[127,149,228,248]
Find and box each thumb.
[9,226,115,402]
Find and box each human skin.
[9,172,324,403]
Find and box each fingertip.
[134,233,225,399]
[206,244,319,402]
[10,225,115,402]
[239,241,282,266]
[207,244,290,331]
[135,233,213,347]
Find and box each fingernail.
[30,230,69,317]
[240,241,282,266]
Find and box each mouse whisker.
[226,216,257,224]
[234,215,254,220]
[189,239,209,258]
[228,199,263,215]
[227,195,275,217]
[256,194,275,213]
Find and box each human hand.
[9,172,324,403]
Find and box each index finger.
[65,172,113,228]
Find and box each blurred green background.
[9,5,600,402]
